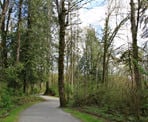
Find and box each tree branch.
[107,16,129,49]
[55,0,59,14]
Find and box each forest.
[0,0,148,122]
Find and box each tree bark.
[58,15,66,107]
[16,0,23,63]
[130,0,141,119]
[23,0,32,94]
[0,0,9,68]
[130,0,141,89]
[56,0,67,107]
[0,0,9,28]
[102,15,109,83]
[44,81,55,96]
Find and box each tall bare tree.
[55,0,92,107]
[16,0,23,63]
[130,0,141,89]
[129,0,145,119]
[0,0,10,68]
[102,8,129,83]
[55,0,67,107]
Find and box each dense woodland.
[0,0,148,121]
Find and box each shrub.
[6,63,24,90]
[0,88,13,110]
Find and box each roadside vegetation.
[0,90,44,122]
[0,0,148,122]
[64,76,148,122]
[64,109,105,122]
[0,102,40,122]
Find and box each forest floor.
[18,96,81,122]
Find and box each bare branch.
[68,0,93,13]
[55,0,59,14]
[107,16,129,49]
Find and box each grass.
[64,108,105,122]
[0,102,36,122]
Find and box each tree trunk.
[0,0,9,28]
[57,0,67,107]
[102,16,109,83]
[130,0,141,119]
[130,0,141,89]
[0,0,9,68]
[102,41,108,83]
[16,0,23,63]
[23,76,27,93]
[23,0,32,94]
[44,81,55,96]
[58,17,66,107]
[1,20,7,68]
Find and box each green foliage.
[0,96,44,122]
[3,63,24,91]
[64,108,104,122]
[0,103,34,122]
[65,83,73,101]
[0,88,13,110]
[141,89,148,117]
[77,27,102,81]
[48,73,59,96]
[79,106,125,122]
[71,76,148,122]
[0,93,44,119]
[139,66,148,76]
[72,80,98,106]
[73,81,126,108]
[12,96,44,105]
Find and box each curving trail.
[19,96,80,122]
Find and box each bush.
[71,77,148,121]
[141,89,148,116]
[0,88,13,110]
[0,63,24,94]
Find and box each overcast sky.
[79,0,128,49]
[79,0,146,49]
[79,0,106,28]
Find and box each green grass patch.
[78,106,148,122]
[0,102,36,122]
[64,108,105,122]
[0,96,44,122]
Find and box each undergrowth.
[0,88,44,119]
[70,77,148,122]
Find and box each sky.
[79,0,148,51]
[79,0,106,28]
[79,0,135,49]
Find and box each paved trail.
[19,96,80,122]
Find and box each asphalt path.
[19,96,80,122]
